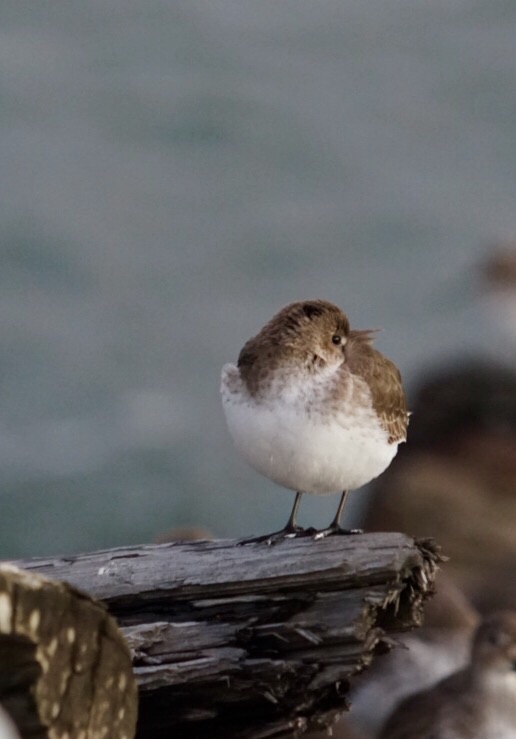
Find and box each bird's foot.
[238,524,309,546]
[313,525,363,540]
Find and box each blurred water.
[1,0,515,557]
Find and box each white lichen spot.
[37,649,50,674]
[66,627,76,644]
[118,673,127,691]
[118,707,125,720]
[97,566,109,576]
[48,637,58,656]
[0,593,13,632]
[51,702,60,719]
[29,609,41,633]
[0,564,22,575]
[61,733,70,739]
[0,564,43,589]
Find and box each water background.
[1,0,516,557]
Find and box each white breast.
[221,363,398,494]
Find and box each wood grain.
[9,534,439,738]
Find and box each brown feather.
[380,668,474,739]
[345,334,409,444]
[236,300,408,444]
[237,300,349,397]
[380,611,516,739]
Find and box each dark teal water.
[1,0,515,557]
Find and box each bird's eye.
[486,630,509,647]
[332,335,342,345]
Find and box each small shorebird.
[480,244,516,345]
[379,611,516,739]
[221,300,408,540]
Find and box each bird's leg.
[284,490,304,533]
[330,489,349,529]
[238,492,307,545]
[313,490,363,539]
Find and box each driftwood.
[7,533,440,739]
[0,564,137,739]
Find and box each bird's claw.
[237,525,306,546]
[313,526,363,540]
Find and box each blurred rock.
[0,564,137,739]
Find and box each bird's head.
[471,611,516,677]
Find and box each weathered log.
[8,533,440,738]
[0,565,137,739]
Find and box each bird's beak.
[348,328,381,343]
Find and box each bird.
[220,300,408,541]
[379,611,516,739]
[479,243,516,347]
[343,573,479,737]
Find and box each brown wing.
[380,687,442,739]
[347,335,409,444]
[371,353,409,443]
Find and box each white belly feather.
[221,363,397,494]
